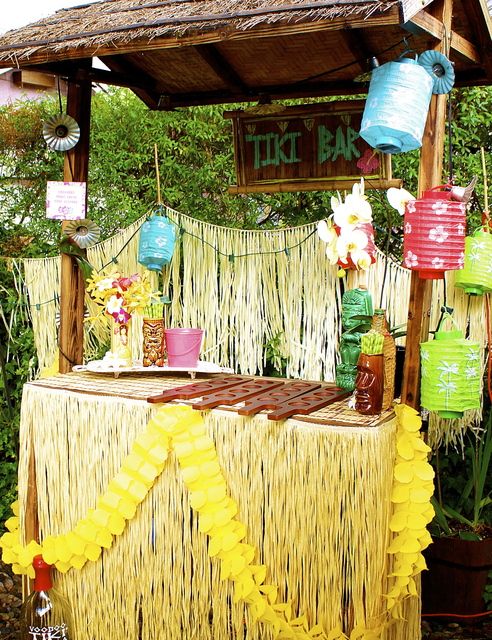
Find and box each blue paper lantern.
[360,51,454,154]
[138,213,176,271]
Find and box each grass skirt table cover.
[17,373,420,640]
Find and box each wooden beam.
[401,0,453,409]
[157,78,367,110]
[11,69,57,89]
[404,9,481,63]
[59,71,92,373]
[194,44,249,95]
[100,56,161,109]
[342,28,374,77]
[228,178,402,194]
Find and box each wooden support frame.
[58,70,92,373]
[401,0,453,408]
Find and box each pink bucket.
[164,328,204,367]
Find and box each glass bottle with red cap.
[20,555,73,639]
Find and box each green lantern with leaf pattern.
[454,229,492,295]
[420,314,481,419]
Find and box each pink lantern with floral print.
[402,186,466,279]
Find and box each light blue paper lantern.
[138,212,176,271]
[360,51,454,154]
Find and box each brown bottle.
[370,309,396,410]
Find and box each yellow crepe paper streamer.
[1,404,434,639]
[385,404,435,620]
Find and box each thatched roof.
[0,1,400,62]
[0,0,491,108]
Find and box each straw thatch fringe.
[0,0,399,63]
[18,385,418,639]
[13,208,431,382]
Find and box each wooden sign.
[224,101,399,194]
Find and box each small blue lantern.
[360,50,454,154]
[138,211,176,271]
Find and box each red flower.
[357,149,380,174]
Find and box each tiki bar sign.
[225,101,393,194]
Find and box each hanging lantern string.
[154,143,162,206]
[485,294,492,402]
[16,212,319,309]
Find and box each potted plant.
[422,408,492,617]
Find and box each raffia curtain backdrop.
[16,207,486,447]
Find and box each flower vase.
[142,318,165,367]
[108,320,133,367]
[354,353,384,415]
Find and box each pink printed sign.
[46,181,87,220]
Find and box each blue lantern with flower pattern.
[360,50,454,154]
[138,211,176,271]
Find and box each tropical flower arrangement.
[86,268,156,325]
[317,178,376,274]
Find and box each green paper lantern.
[420,315,482,419]
[454,229,492,295]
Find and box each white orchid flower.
[317,219,339,264]
[331,193,343,212]
[336,228,369,262]
[106,294,123,315]
[96,276,116,292]
[351,249,373,271]
[333,199,372,228]
[387,187,416,215]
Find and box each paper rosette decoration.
[43,114,80,152]
[454,229,492,295]
[420,315,481,419]
[403,187,466,279]
[65,219,101,249]
[417,50,455,95]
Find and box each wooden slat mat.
[27,373,394,428]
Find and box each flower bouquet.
[86,268,157,368]
[316,178,376,275]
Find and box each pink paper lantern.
[402,186,466,279]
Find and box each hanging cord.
[447,93,454,184]
[57,76,64,115]
[154,143,162,206]
[56,76,77,180]
[434,275,452,334]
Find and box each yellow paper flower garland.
[1,404,434,640]
[385,404,434,619]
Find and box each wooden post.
[401,0,453,407]
[58,72,92,373]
